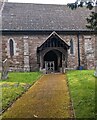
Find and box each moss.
[1,72,42,112]
[2,74,73,118]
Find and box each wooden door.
[45,61,54,73]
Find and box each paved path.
[3,74,74,118]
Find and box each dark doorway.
[44,50,58,71]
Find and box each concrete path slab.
[3,74,74,118]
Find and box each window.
[70,39,74,54]
[9,39,14,57]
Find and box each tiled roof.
[2,2,93,31]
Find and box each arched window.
[70,39,74,54]
[9,39,14,57]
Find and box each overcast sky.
[8,0,76,4]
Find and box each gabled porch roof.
[38,31,70,52]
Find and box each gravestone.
[94,61,97,77]
[1,59,9,80]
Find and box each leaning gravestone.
[1,59,9,80]
[94,61,97,77]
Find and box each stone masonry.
[1,33,95,72]
[23,36,30,71]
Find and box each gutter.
[1,29,96,35]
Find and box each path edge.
[65,73,76,119]
[1,74,44,115]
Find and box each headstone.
[1,59,9,80]
[94,61,97,77]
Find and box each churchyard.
[0,1,97,119]
[0,70,96,118]
[0,72,42,113]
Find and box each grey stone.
[1,59,9,80]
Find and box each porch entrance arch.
[37,31,70,73]
[44,49,62,73]
[44,50,58,72]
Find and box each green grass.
[0,73,1,79]
[1,86,25,110]
[0,72,42,84]
[67,70,96,118]
[0,72,42,112]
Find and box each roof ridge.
[6,2,66,6]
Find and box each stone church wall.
[28,35,47,71]
[83,35,95,69]
[61,34,95,70]
[60,35,78,69]
[2,33,95,71]
[2,35,24,71]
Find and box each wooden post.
[40,54,43,71]
[62,54,65,73]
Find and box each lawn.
[0,72,42,84]
[0,72,42,113]
[67,70,96,118]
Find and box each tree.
[68,0,97,29]
[68,0,97,77]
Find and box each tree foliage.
[86,11,97,30]
[67,0,97,30]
